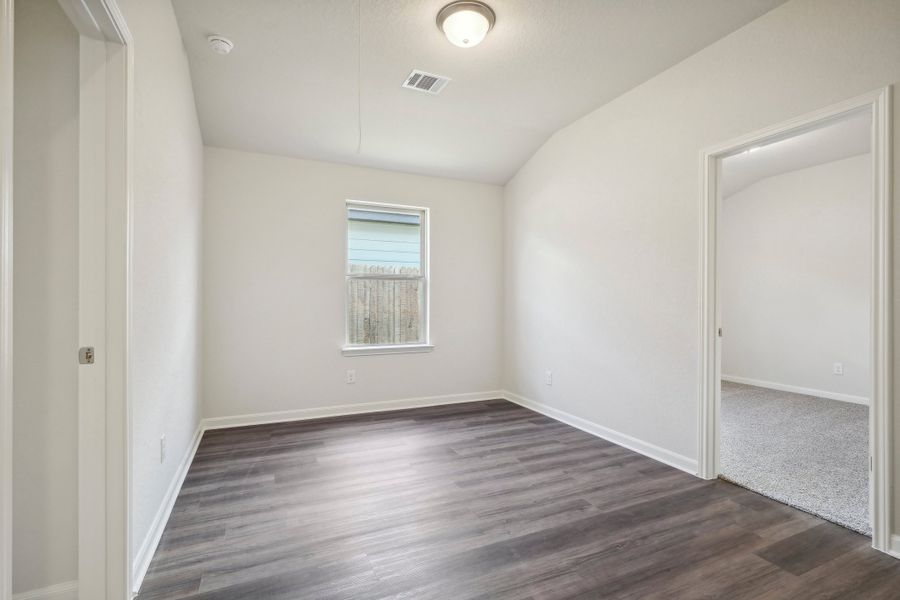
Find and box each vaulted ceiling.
[722,110,871,197]
[172,0,788,184]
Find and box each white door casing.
[698,87,893,554]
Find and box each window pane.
[348,209,421,275]
[347,277,423,345]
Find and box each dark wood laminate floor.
[136,400,900,600]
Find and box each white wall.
[502,0,900,517]
[721,155,871,401]
[12,0,79,593]
[203,147,503,419]
[117,0,205,565]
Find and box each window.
[343,201,431,355]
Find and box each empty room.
[2,1,900,600]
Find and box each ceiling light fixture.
[436,1,495,48]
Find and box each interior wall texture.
[117,0,205,565]
[501,0,900,525]
[202,146,503,420]
[721,154,871,401]
[11,0,79,593]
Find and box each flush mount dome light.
[436,1,495,48]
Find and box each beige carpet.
[720,381,869,535]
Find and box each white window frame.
[342,200,432,356]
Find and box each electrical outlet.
[833,362,844,376]
[545,370,553,386]
[346,369,356,384]
[160,434,166,464]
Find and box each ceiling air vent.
[402,70,450,95]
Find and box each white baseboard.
[722,375,869,405]
[501,390,698,475]
[12,581,78,600]
[123,384,899,597]
[201,390,505,430]
[889,534,900,560]
[132,423,204,594]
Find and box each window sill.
[342,344,434,357]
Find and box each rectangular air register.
[402,70,451,95]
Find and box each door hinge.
[79,346,95,365]
[718,327,723,337]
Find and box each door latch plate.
[79,346,95,365]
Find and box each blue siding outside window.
[348,211,421,272]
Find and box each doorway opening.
[1,0,133,598]
[719,110,872,534]
[698,88,893,553]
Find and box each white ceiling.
[172,0,788,184]
[721,110,871,198]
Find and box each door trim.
[60,1,134,597]
[0,3,134,591]
[698,87,893,554]
[0,0,13,598]
[62,1,134,596]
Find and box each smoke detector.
[207,35,234,55]
[402,70,451,95]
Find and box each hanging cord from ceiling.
[356,0,362,154]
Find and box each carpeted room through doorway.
[720,381,869,535]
